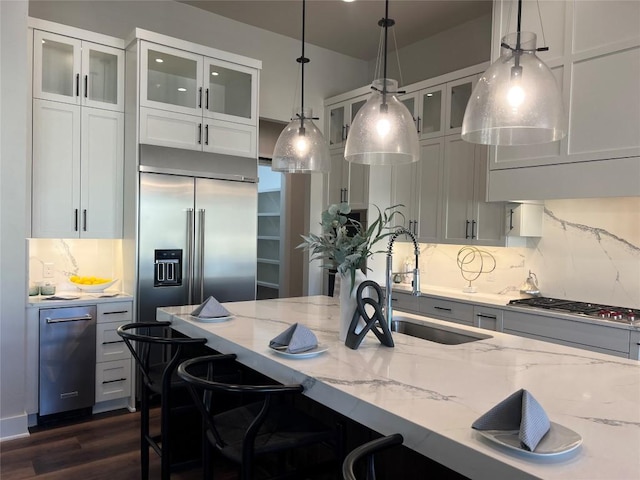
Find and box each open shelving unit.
[257,181,283,299]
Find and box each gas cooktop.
[508,297,639,324]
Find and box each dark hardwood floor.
[0,408,237,480]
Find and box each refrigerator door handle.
[198,209,206,303]
[186,208,195,304]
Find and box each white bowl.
[71,279,118,293]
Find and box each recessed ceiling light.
[178,87,187,92]
[155,58,164,63]
[343,0,355,3]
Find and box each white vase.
[338,270,367,342]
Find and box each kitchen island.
[159,296,640,480]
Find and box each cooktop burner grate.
[508,297,638,324]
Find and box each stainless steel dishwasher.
[39,305,96,417]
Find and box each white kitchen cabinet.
[33,29,124,112]
[327,95,368,150]
[441,135,504,245]
[138,40,259,158]
[95,301,134,408]
[503,310,630,358]
[391,138,443,243]
[400,84,446,140]
[487,0,640,200]
[445,75,477,136]
[32,99,124,238]
[327,150,369,209]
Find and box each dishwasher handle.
[46,314,93,324]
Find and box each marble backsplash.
[393,197,640,309]
[28,239,124,293]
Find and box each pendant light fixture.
[461,0,566,145]
[344,0,419,165]
[272,0,330,173]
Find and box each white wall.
[1,0,30,440]
[368,14,492,87]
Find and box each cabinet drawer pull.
[477,314,497,320]
[102,340,125,345]
[102,378,126,385]
[103,310,129,315]
[434,306,452,312]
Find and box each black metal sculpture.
[345,280,394,350]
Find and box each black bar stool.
[178,354,343,479]
[342,433,404,480]
[117,321,209,480]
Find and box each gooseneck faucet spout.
[385,227,421,330]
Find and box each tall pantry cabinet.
[30,21,125,238]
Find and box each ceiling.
[177,0,493,60]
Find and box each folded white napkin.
[269,323,318,354]
[191,296,232,318]
[472,389,551,451]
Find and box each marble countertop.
[392,283,527,306]
[160,296,640,480]
[27,291,133,308]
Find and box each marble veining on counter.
[162,296,640,480]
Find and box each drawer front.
[503,311,630,354]
[96,358,131,402]
[473,306,504,332]
[97,301,133,324]
[390,291,419,314]
[419,297,473,325]
[96,321,131,362]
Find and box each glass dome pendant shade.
[272,107,330,173]
[272,0,330,173]
[461,31,566,146]
[345,78,420,165]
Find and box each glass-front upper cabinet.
[204,58,257,126]
[328,103,346,149]
[420,85,445,139]
[33,30,124,112]
[446,75,476,135]
[140,42,203,117]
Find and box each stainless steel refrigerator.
[137,171,257,324]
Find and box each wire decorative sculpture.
[456,246,496,293]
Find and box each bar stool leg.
[141,386,150,479]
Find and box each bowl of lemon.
[70,276,117,293]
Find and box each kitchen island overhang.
[159,296,640,480]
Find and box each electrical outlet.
[43,262,54,278]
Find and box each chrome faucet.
[385,227,421,330]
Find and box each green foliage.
[298,203,404,290]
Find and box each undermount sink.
[391,317,491,345]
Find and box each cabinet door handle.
[408,220,413,232]
[198,87,202,108]
[84,75,88,98]
[83,209,87,232]
[205,88,209,110]
[413,220,418,235]
[102,378,127,385]
[75,73,80,97]
[416,116,421,133]
[205,124,209,145]
[74,209,79,231]
[509,209,514,231]
[471,220,477,239]
[344,124,350,140]
[434,306,452,312]
[198,124,202,144]
[465,220,470,239]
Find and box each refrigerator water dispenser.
[154,249,182,287]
